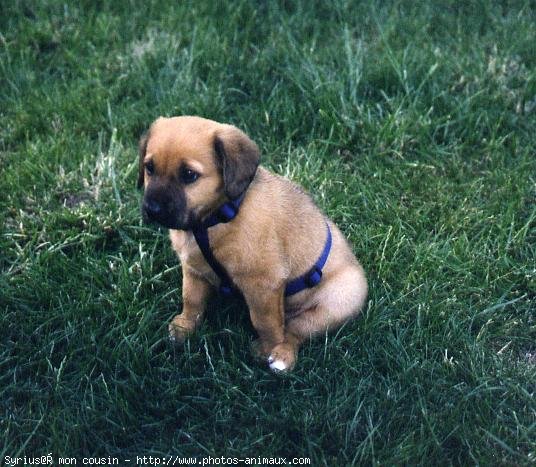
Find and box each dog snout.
[144,199,162,218]
[142,184,189,229]
[143,195,170,225]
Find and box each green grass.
[1,0,535,464]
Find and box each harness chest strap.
[191,195,332,298]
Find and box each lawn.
[1,0,535,465]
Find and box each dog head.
[137,116,260,230]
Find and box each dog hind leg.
[268,265,367,371]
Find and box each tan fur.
[140,116,368,372]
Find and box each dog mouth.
[141,205,195,231]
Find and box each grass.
[1,0,535,464]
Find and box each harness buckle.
[217,203,238,222]
[304,265,323,288]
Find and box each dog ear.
[214,126,260,199]
[137,131,149,189]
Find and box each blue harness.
[192,193,332,298]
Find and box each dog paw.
[268,343,296,373]
[168,315,195,345]
[250,338,272,361]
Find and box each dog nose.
[144,199,162,217]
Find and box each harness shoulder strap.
[192,226,237,296]
[192,195,246,297]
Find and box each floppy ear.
[214,126,260,199]
[137,131,149,189]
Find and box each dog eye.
[144,160,155,176]
[180,167,200,184]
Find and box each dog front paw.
[268,342,297,372]
[168,314,196,345]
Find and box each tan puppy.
[138,116,367,372]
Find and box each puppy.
[138,116,367,372]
